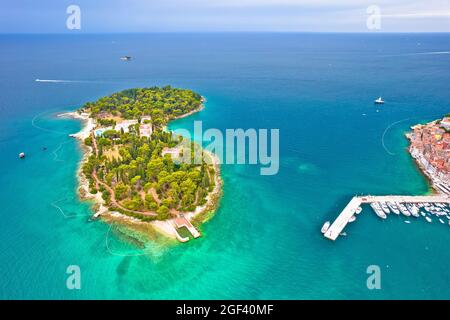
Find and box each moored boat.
[321,221,331,234]
[398,203,411,217]
[380,202,390,214]
[387,202,400,215]
[370,203,387,219]
[406,203,420,217]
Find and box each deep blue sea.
[0,33,449,299]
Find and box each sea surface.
[0,33,449,299]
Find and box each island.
[66,86,222,242]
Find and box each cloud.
[381,12,450,19]
[0,0,449,32]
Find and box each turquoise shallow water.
[0,34,449,299]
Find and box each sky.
[1,0,449,33]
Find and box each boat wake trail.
[31,111,68,135]
[51,198,91,218]
[52,140,71,162]
[36,79,73,83]
[381,113,443,156]
[35,79,106,84]
[381,51,450,58]
[381,118,413,156]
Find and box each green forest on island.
[80,87,216,221]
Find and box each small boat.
[405,221,411,224]
[355,207,362,214]
[387,202,400,215]
[426,217,432,223]
[406,203,420,217]
[380,202,390,214]
[374,97,385,104]
[439,218,445,224]
[321,221,331,234]
[120,56,132,61]
[340,232,347,236]
[370,203,387,219]
[398,203,411,217]
[349,215,357,223]
[19,152,25,159]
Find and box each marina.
[324,195,450,240]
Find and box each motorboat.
[321,221,331,234]
[380,202,390,214]
[374,97,385,104]
[398,203,411,217]
[370,203,387,219]
[406,204,420,217]
[387,202,400,215]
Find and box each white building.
[140,123,153,138]
[115,120,138,133]
[440,118,450,131]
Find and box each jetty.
[173,216,201,240]
[324,195,450,241]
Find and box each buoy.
[19,152,25,159]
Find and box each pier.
[173,216,201,240]
[324,195,450,241]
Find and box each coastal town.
[68,87,221,243]
[323,114,450,240]
[407,115,450,194]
